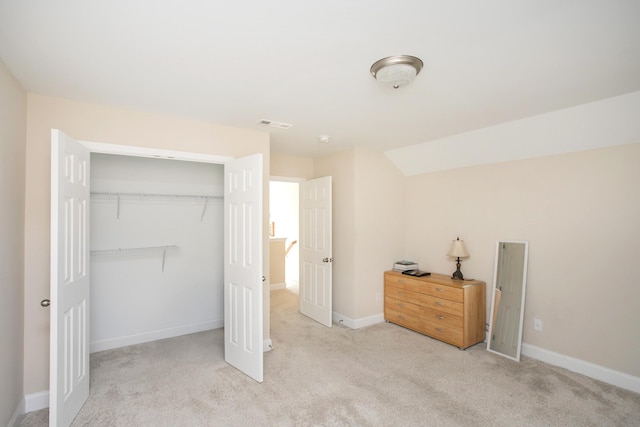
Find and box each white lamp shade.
[447,238,469,258]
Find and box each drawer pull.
[435,328,444,333]
[435,288,445,293]
[436,315,444,320]
[435,302,445,306]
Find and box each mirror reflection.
[487,241,529,361]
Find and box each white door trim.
[270,175,306,183]
[80,140,232,164]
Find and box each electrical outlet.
[376,292,382,302]
[534,318,543,332]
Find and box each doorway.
[269,179,300,294]
[269,176,334,328]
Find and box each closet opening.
[89,153,225,352]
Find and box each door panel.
[299,176,332,327]
[224,154,263,382]
[50,130,90,427]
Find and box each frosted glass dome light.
[370,55,423,89]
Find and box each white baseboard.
[24,390,49,413]
[270,282,286,291]
[522,343,640,394]
[332,311,384,329]
[90,319,223,353]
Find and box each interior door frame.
[80,141,272,345]
[82,140,231,164]
[81,141,273,349]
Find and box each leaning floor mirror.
[487,241,529,361]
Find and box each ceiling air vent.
[259,119,293,129]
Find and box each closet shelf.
[91,191,222,200]
[91,245,179,272]
[90,192,222,221]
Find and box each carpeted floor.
[21,287,640,426]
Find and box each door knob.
[322,257,334,263]
[41,299,50,307]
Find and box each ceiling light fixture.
[370,55,423,89]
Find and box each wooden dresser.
[384,271,486,349]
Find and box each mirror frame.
[487,240,529,361]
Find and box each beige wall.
[0,60,27,425]
[24,94,270,394]
[314,148,405,321]
[270,152,314,179]
[353,148,405,319]
[314,150,356,317]
[404,143,640,377]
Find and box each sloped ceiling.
[1,1,639,157]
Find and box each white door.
[224,154,264,382]
[50,130,91,427]
[299,176,333,327]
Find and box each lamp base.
[451,258,464,280]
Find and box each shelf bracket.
[200,197,209,222]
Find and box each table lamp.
[447,237,469,280]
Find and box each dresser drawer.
[422,282,463,303]
[419,320,463,347]
[385,274,463,302]
[385,274,426,294]
[417,293,464,317]
[385,307,420,331]
[384,296,421,317]
[420,307,463,329]
[385,284,421,303]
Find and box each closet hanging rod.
[90,192,222,200]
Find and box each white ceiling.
[1,1,639,157]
